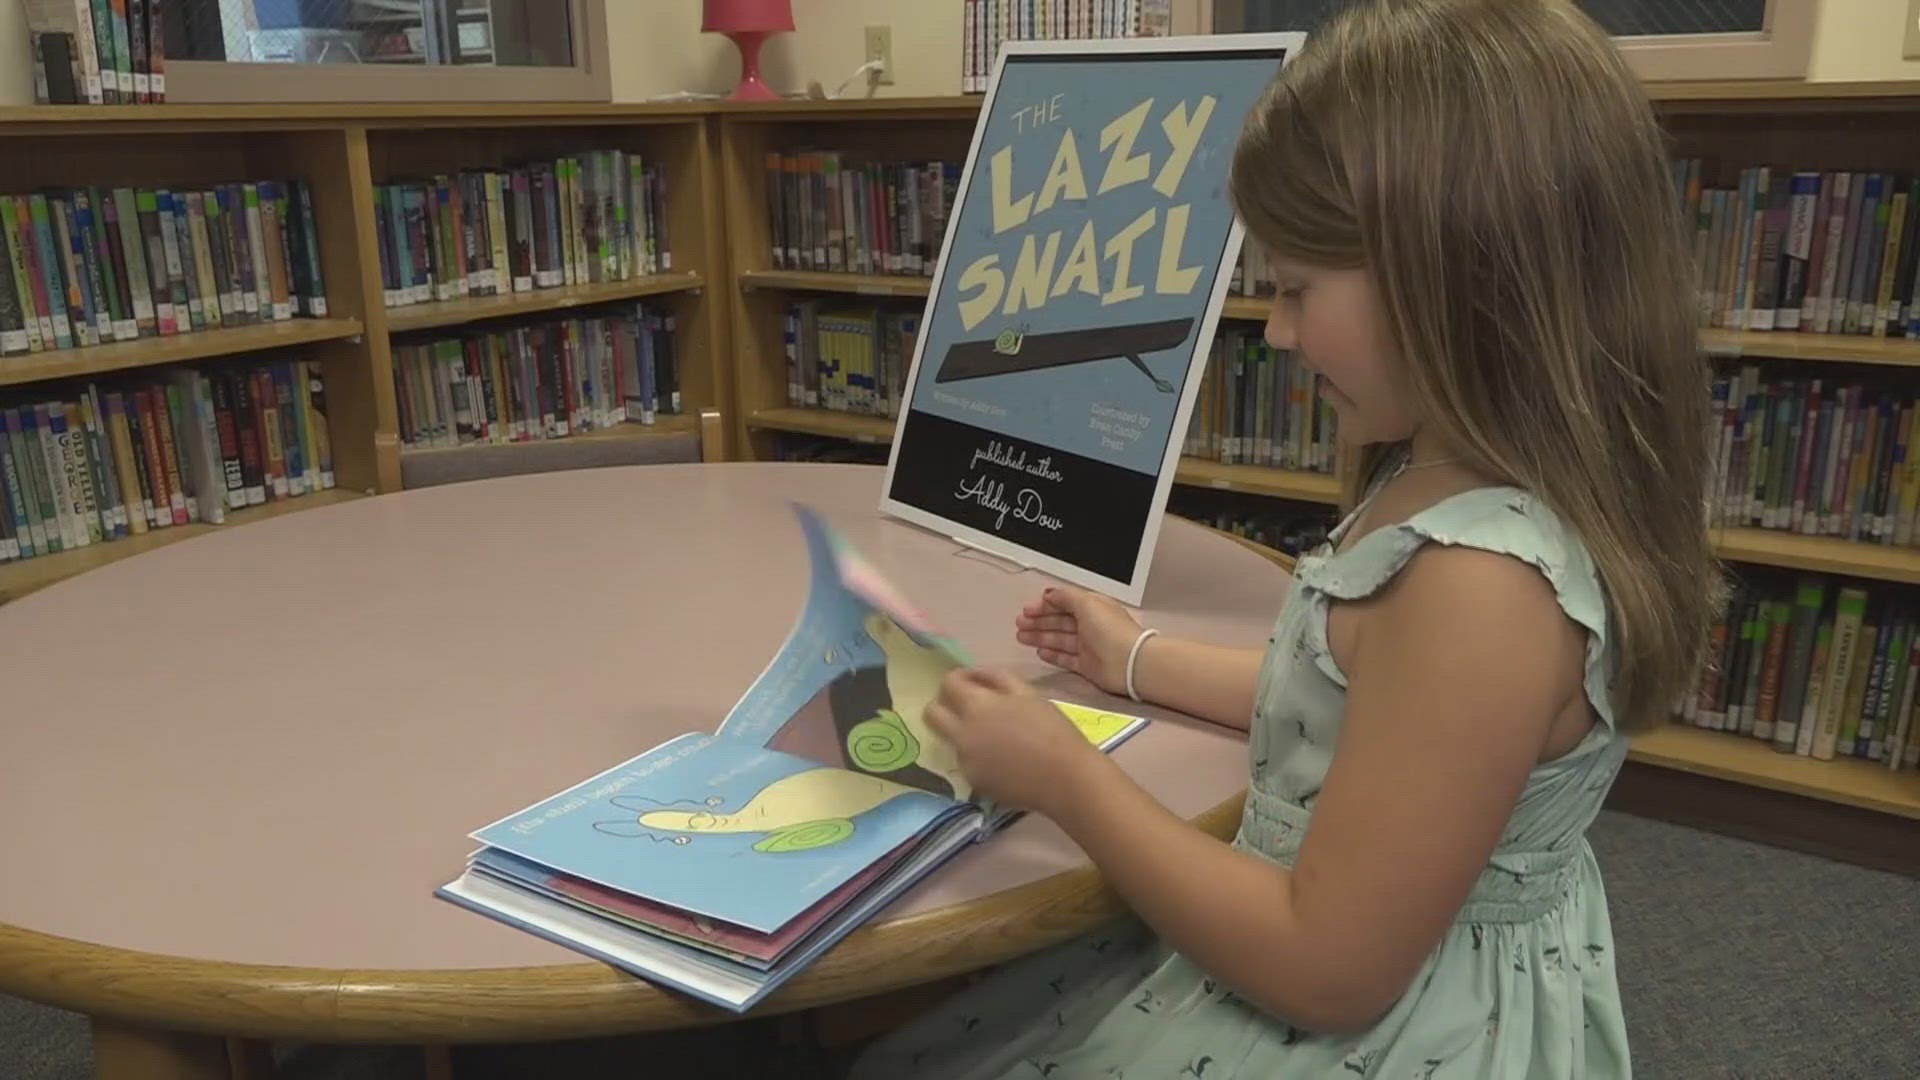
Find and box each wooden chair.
[400,409,726,489]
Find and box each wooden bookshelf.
[0,318,366,389]
[0,488,365,605]
[1700,328,1920,367]
[0,107,730,600]
[400,412,701,458]
[739,269,932,298]
[1714,528,1920,585]
[386,273,705,333]
[1629,723,1920,820]
[747,406,1344,504]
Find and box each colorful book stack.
[0,359,335,563]
[1677,573,1920,770]
[391,304,680,451]
[374,151,670,311]
[1711,364,1919,547]
[782,299,920,420]
[0,181,328,358]
[23,0,168,105]
[1183,329,1338,473]
[1674,157,1920,337]
[764,153,958,278]
[961,0,1174,92]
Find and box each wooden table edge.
[0,796,1247,1044]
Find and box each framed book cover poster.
[879,33,1303,605]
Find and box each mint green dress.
[848,478,1635,1079]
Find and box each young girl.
[848,0,1721,1076]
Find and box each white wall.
[0,0,1914,107]
[1808,0,1920,80]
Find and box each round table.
[0,462,1288,1078]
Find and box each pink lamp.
[704,0,795,102]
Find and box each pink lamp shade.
[702,0,793,33]
[704,0,794,102]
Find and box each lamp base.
[725,30,783,102]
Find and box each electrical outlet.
[1908,0,1920,60]
[865,25,894,85]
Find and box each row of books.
[376,152,671,311]
[782,299,921,420]
[0,359,335,563]
[0,182,327,358]
[1169,493,1337,560]
[1183,331,1338,474]
[1712,365,1919,547]
[24,0,166,105]
[765,154,959,279]
[392,304,681,451]
[1679,573,1920,770]
[1675,159,1920,337]
[961,0,1172,93]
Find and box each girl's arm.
[1130,636,1264,732]
[1044,545,1585,1033]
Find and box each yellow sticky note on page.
[1050,700,1149,750]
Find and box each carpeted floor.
[7,810,1918,1079]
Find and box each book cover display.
[881,34,1303,603]
[437,504,1149,1012]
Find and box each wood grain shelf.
[0,488,367,605]
[399,414,700,457]
[1172,458,1342,505]
[746,407,1342,503]
[0,318,365,389]
[1700,327,1920,367]
[1629,723,1920,820]
[1221,296,1269,322]
[739,269,934,298]
[385,274,704,334]
[749,406,896,443]
[1713,528,1920,584]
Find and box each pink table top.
[0,463,1287,972]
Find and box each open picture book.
[435,503,1149,1012]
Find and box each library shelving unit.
[713,90,1920,872]
[0,104,726,606]
[716,97,1353,511]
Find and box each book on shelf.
[1711,363,1919,547]
[764,152,958,278]
[1183,329,1338,474]
[1678,572,1920,770]
[1170,491,1337,559]
[0,180,326,358]
[436,503,1151,1012]
[392,303,679,450]
[1675,157,1920,339]
[375,150,668,310]
[0,357,335,563]
[783,298,919,420]
[961,0,1174,93]
[23,0,168,105]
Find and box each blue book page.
[471,732,966,934]
[715,505,982,803]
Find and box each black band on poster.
[887,410,1156,582]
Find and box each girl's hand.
[1014,585,1143,696]
[925,667,1107,816]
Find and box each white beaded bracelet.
[1125,627,1160,703]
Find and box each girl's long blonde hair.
[1230,0,1722,732]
